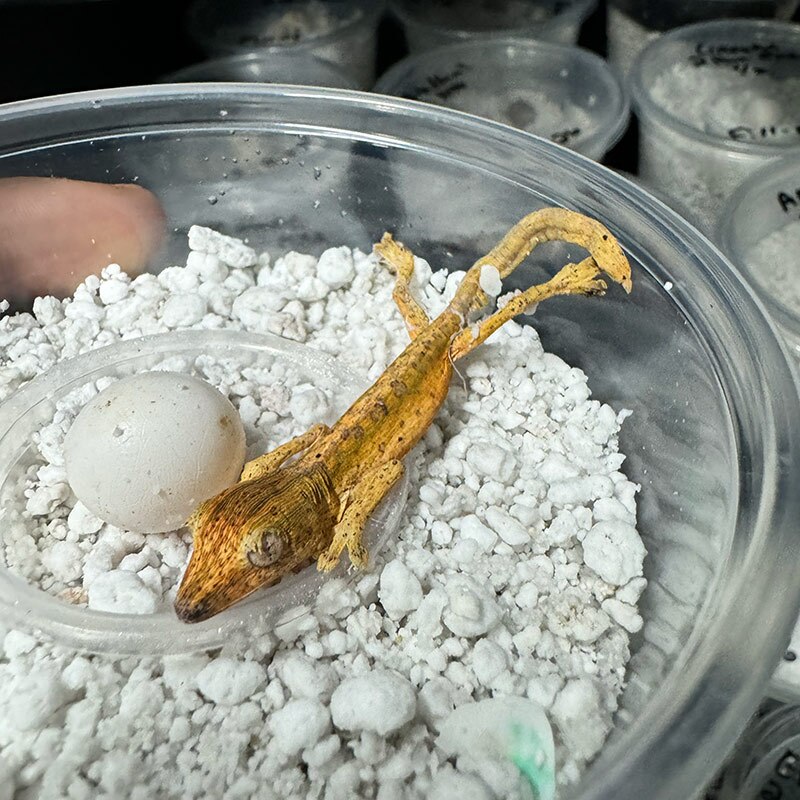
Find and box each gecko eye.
[247,530,284,568]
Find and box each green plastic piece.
[510,721,556,800]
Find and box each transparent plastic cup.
[374,39,629,161]
[716,157,800,357]
[162,50,358,88]
[1,84,800,800]
[630,19,800,236]
[185,0,383,88]
[0,330,408,655]
[717,703,800,799]
[390,0,597,51]
[607,0,799,78]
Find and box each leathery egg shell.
[64,372,246,534]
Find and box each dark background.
[0,2,643,167]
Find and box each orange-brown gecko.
[174,208,632,622]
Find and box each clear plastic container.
[162,50,357,88]
[0,329,408,655]
[630,19,800,236]
[390,0,597,51]
[716,157,800,359]
[374,39,629,161]
[717,703,800,799]
[185,0,383,88]
[607,0,799,78]
[1,84,800,800]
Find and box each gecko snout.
[174,597,211,623]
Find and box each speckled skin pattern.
[175,208,632,623]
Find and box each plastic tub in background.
[185,0,383,88]
[1,85,800,800]
[162,50,357,88]
[717,703,800,799]
[717,157,800,359]
[374,39,629,161]
[607,0,799,78]
[389,0,597,51]
[630,19,800,237]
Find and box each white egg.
[64,372,246,534]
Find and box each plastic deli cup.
[630,19,800,236]
[390,0,597,51]
[0,330,408,656]
[717,157,800,358]
[374,39,629,161]
[607,0,799,78]
[185,0,383,88]
[163,50,358,88]
[717,703,800,799]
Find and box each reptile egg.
[64,372,246,534]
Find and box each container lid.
[391,0,597,39]
[162,50,357,88]
[374,38,629,160]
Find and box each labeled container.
[374,39,629,161]
[390,0,597,51]
[717,157,800,358]
[1,84,800,799]
[630,19,800,236]
[185,0,383,88]
[607,0,800,78]
[163,50,357,88]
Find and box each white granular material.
[743,218,800,317]
[639,60,800,234]
[0,227,644,797]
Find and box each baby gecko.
[174,207,632,622]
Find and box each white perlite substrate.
[744,219,800,318]
[0,226,644,798]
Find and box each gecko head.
[174,474,330,623]
[592,227,633,294]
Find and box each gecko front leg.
[240,423,330,481]
[374,233,430,339]
[317,459,405,571]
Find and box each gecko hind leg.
[451,257,607,360]
[240,423,330,482]
[374,233,430,339]
[317,459,405,572]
